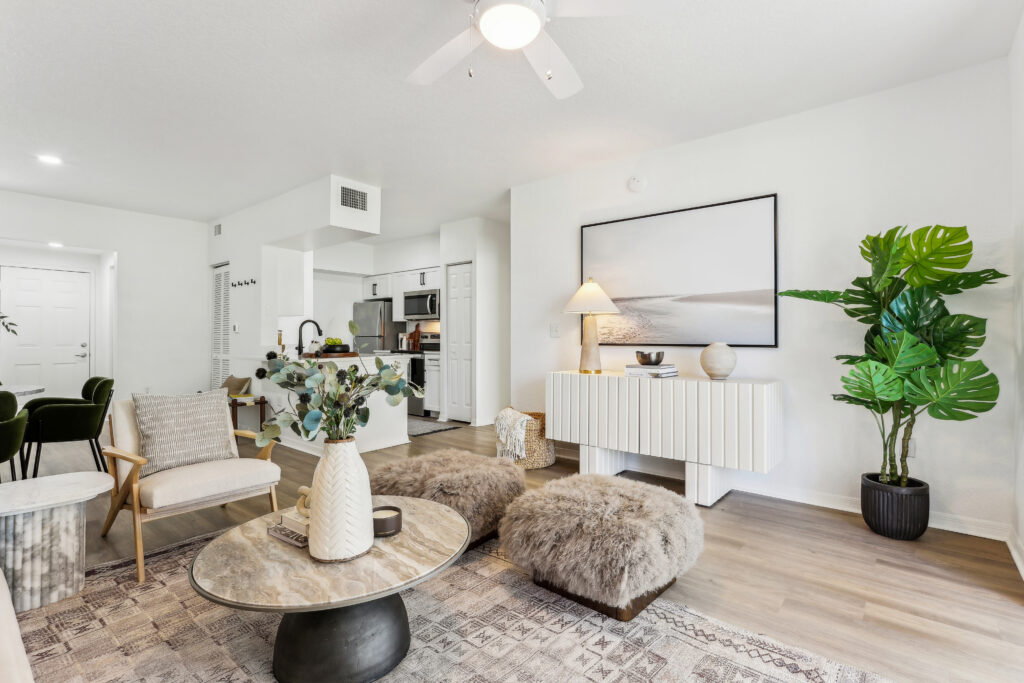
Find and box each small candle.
[373,509,399,519]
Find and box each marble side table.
[190,495,470,683]
[0,472,112,612]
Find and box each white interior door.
[0,266,91,397]
[446,262,473,422]
[211,265,231,389]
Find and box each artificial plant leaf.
[903,360,999,420]
[835,354,872,366]
[900,225,972,286]
[861,228,907,292]
[840,360,904,404]
[842,277,907,325]
[832,393,891,414]
[930,314,986,361]
[256,423,281,447]
[356,406,370,427]
[304,373,324,389]
[881,286,948,337]
[872,330,938,376]
[385,393,404,407]
[275,413,295,428]
[859,226,906,262]
[929,268,1008,295]
[349,320,359,336]
[778,289,846,303]
[302,410,323,434]
[310,393,323,409]
[375,356,384,371]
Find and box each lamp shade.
[564,278,620,315]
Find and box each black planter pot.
[860,473,930,541]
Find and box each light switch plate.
[549,323,560,338]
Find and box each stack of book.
[625,364,678,378]
[267,509,310,548]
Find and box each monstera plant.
[780,225,1004,540]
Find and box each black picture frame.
[580,193,778,348]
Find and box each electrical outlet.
[549,323,560,338]
[907,438,917,458]
[232,323,239,333]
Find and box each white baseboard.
[729,485,1010,541]
[1009,531,1024,582]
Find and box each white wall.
[0,190,209,396]
[1010,14,1024,572]
[511,60,1015,539]
[372,234,441,274]
[313,270,364,341]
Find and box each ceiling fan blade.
[550,0,676,17]
[407,27,484,85]
[522,30,584,99]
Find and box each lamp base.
[579,314,602,374]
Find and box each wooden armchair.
[101,399,280,582]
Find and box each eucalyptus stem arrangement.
[0,313,16,335]
[780,225,1003,488]
[256,322,421,446]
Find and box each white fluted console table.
[545,371,782,506]
[0,472,112,612]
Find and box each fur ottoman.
[499,474,704,621]
[370,449,525,546]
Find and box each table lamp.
[564,278,620,374]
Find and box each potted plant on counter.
[780,225,1004,540]
[257,322,422,561]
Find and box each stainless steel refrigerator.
[352,301,398,353]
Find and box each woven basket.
[496,410,556,470]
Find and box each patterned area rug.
[17,535,884,682]
[408,416,463,437]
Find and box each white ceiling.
[1,0,1022,241]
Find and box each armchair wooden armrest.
[102,446,147,467]
[233,429,275,461]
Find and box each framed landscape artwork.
[581,194,778,347]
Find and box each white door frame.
[439,260,474,424]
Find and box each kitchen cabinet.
[362,274,391,300]
[424,353,441,412]
[411,268,440,290]
[390,271,417,321]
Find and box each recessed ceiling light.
[36,154,63,165]
[48,242,64,248]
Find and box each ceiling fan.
[407,0,673,99]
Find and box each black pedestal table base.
[272,593,411,683]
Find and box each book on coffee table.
[280,509,310,535]
[268,524,308,548]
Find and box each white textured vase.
[297,439,374,562]
[700,342,737,380]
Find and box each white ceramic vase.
[296,438,374,562]
[700,342,737,380]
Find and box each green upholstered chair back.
[0,391,16,422]
[81,377,103,401]
[0,391,27,463]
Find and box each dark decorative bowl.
[635,351,664,366]
[323,344,350,354]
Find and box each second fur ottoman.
[370,449,525,546]
[499,474,704,621]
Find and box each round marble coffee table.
[189,495,470,683]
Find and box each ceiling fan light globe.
[477,0,546,50]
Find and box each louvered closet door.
[210,265,231,389]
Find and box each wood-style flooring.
[21,425,1024,682]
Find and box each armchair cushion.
[132,389,236,478]
[110,399,239,486]
[138,458,281,509]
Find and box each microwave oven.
[404,289,440,320]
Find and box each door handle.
[420,272,425,286]
[75,352,88,358]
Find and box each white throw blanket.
[495,407,532,461]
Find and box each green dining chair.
[21,377,115,478]
[0,391,28,481]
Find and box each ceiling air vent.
[213,223,222,237]
[339,186,368,212]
